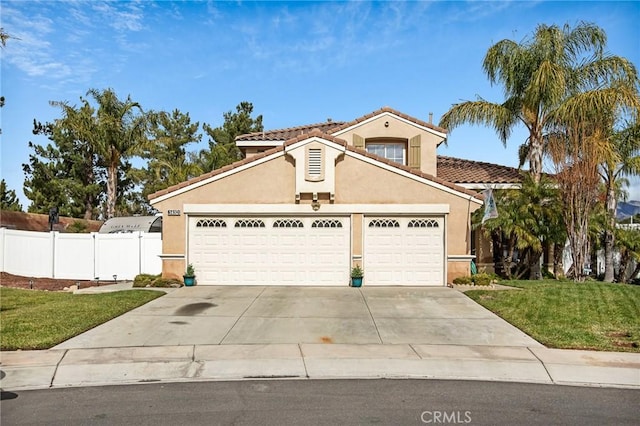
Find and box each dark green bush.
[133,274,182,288]
[473,273,492,286]
[453,276,473,285]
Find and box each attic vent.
[308,148,322,176]
[305,146,324,182]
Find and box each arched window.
[408,219,439,228]
[273,219,304,228]
[234,219,266,228]
[368,219,400,228]
[196,219,227,228]
[311,219,343,228]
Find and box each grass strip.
[1,288,163,350]
[466,280,640,352]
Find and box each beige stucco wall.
[335,154,480,257]
[334,115,443,176]
[448,261,471,283]
[153,148,480,283]
[153,156,295,278]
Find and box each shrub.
[67,220,89,233]
[133,274,182,288]
[473,273,492,286]
[351,265,364,278]
[185,263,195,277]
[453,276,473,285]
[133,274,158,287]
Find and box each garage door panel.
[365,217,444,286]
[189,216,349,285]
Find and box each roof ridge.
[329,106,448,134]
[236,120,345,140]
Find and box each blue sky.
[2,1,639,208]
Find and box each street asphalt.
[1,285,638,391]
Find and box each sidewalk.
[2,285,639,391]
[2,344,639,391]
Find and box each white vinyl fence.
[0,228,162,280]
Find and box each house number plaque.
[167,209,181,216]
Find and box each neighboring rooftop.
[236,121,345,142]
[436,156,523,185]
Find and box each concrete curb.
[2,344,638,391]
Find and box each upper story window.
[366,141,406,165]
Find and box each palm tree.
[478,174,564,279]
[547,85,639,281]
[599,121,640,282]
[86,89,146,219]
[439,22,637,184]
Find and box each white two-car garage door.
[188,216,350,285]
[364,217,445,286]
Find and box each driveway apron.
[54,286,541,349]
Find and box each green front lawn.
[0,288,163,350]
[466,280,640,352]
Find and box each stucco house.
[149,107,521,286]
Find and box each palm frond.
[438,99,518,146]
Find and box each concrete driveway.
[55,286,540,349]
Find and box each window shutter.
[353,134,365,150]
[408,135,421,169]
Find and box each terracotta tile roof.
[235,106,447,143]
[283,128,349,147]
[149,130,482,202]
[436,156,522,184]
[236,121,345,142]
[329,106,447,135]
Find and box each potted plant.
[351,265,363,287]
[183,263,196,286]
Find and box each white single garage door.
[188,216,350,285]
[364,217,444,286]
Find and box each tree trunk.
[603,184,617,282]
[529,134,543,184]
[553,242,564,278]
[528,251,542,280]
[106,164,117,220]
[491,231,503,277]
[630,261,640,281]
[617,250,631,283]
[83,165,95,220]
[84,195,94,220]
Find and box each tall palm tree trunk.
[603,185,617,282]
[106,165,117,219]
